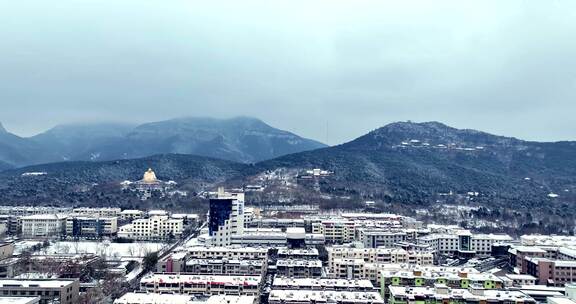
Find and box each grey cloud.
[0,0,575,144]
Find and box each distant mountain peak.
[0,122,6,133]
[379,121,453,131]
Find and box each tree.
[143,252,159,272]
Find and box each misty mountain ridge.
[2,120,575,211]
[0,116,326,168]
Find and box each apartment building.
[278,248,319,260]
[312,220,356,244]
[380,266,503,298]
[525,257,576,286]
[185,246,268,260]
[388,285,536,304]
[208,190,245,247]
[272,277,376,292]
[328,247,434,269]
[268,290,384,304]
[509,244,576,286]
[275,259,322,278]
[21,214,67,237]
[269,276,383,304]
[140,274,261,296]
[418,231,512,256]
[117,215,183,240]
[357,229,408,248]
[0,279,79,304]
[184,259,265,276]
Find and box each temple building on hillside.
[120,168,183,200]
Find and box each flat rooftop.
[0,297,40,304]
[276,259,322,268]
[0,279,76,288]
[278,248,319,255]
[114,293,255,304]
[141,274,261,286]
[186,246,267,253]
[269,290,384,304]
[389,286,534,302]
[273,278,374,289]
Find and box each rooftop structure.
[388,285,536,304]
[114,293,255,304]
[273,277,375,291]
[140,274,261,296]
[268,290,384,304]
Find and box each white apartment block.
[328,247,434,267]
[140,274,261,296]
[185,246,268,260]
[268,290,384,304]
[21,214,67,237]
[118,215,183,240]
[418,230,512,256]
[312,220,356,244]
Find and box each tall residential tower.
[208,188,245,246]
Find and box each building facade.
[208,190,245,247]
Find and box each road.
[127,221,205,289]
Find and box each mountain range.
[0,117,326,168]
[1,120,574,211]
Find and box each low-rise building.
[379,265,503,298]
[65,216,118,238]
[185,247,268,260]
[268,290,384,304]
[119,210,145,221]
[388,284,536,304]
[273,277,376,292]
[357,229,408,248]
[21,214,67,238]
[278,248,319,260]
[0,297,40,304]
[114,293,255,304]
[184,258,265,276]
[0,279,79,304]
[275,259,322,278]
[503,274,538,287]
[525,257,576,286]
[157,252,189,273]
[140,274,261,296]
[328,247,433,267]
[118,216,183,240]
[312,220,356,244]
[419,231,512,256]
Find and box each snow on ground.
[41,241,168,259]
[125,264,143,282]
[13,241,43,255]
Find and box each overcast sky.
[1,0,575,145]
